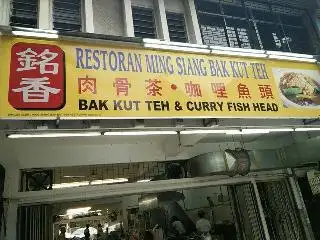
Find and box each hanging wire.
[232,133,237,150]
[240,132,245,149]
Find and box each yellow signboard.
[1,36,320,119]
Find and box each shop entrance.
[15,175,308,240]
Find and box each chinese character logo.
[185,81,202,97]
[211,82,228,98]
[258,84,274,99]
[9,42,65,110]
[114,78,131,96]
[13,77,61,102]
[145,79,162,96]
[237,83,251,99]
[78,75,97,94]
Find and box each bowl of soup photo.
[276,71,320,108]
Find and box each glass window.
[225,18,252,48]
[199,15,229,47]
[195,0,221,14]
[222,3,246,18]
[251,9,274,22]
[283,26,312,54]
[245,1,274,22]
[255,22,286,51]
[166,12,188,43]
[10,0,38,28]
[132,7,156,38]
[53,0,82,32]
[280,14,303,27]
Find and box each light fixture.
[266,51,314,59]
[52,178,129,189]
[211,46,265,54]
[7,132,101,138]
[66,207,92,219]
[295,128,320,132]
[180,130,232,135]
[268,128,294,132]
[180,128,294,135]
[144,43,211,54]
[90,178,128,185]
[268,55,316,63]
[66,207,92,215]
[12,28,59,39]
[103,131,177,136]
[139,197,158,205]
[137,179,151,183]
[143,38,208,49]
[225,129,269,135]
[226,128,294,135]
[211,49,267,58]
[52,181,90,189]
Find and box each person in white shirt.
[196,211,212,239]
[152,224,165,240]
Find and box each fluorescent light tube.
[143,38,208,48]
[295,128,320,132]
[181,128,293,135]
[180,130,231,135]
[91,178,128,185]
[137,179,151,183]
[211,49,267,58]
[266,51,314,59]
[226,129,269,135]
[268,55,316,63]
[268,128,294,132]
[223,129,293,134]
[7,132,101,138]
[12,31,58,39]
[140,198,157,205]
[210,46,265,54]
[66,207,92,215]
[103,131,177,136]
[52,181,90,189]
[144,43,211,54]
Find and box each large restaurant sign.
[1,36,320,119]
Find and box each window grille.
[196,0,317,54]
[166,12,188,43]
[132,7,156,38]
[10,0,38,28]
[53,0,82,31]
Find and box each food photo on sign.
[273,68,320,108]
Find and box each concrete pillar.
[123,0,135,37]
[0,0,10,26]
[39,0,52,29]
[183,0,203,44]
[84,0,95,33]
[154,0,170,40]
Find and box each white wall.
[1,131,318,170]
[2,136,167,169]
[164,0,184,13]
[182,186,234,223]
[131,0,154,8]
[93,0,125,36]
